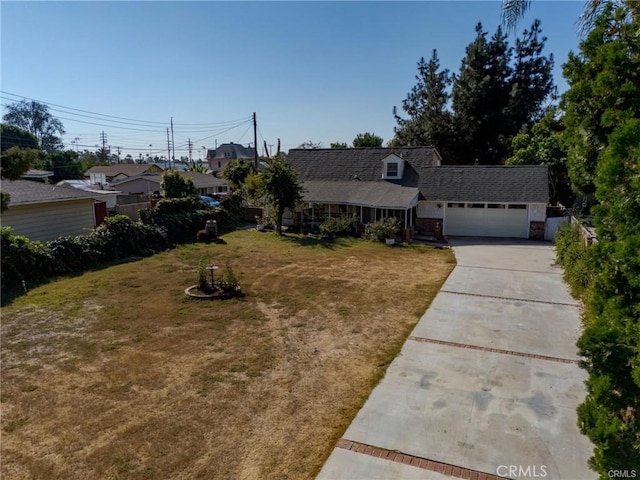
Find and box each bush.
[139,198,218,244]
[91,215,168,260]
[319,216,358,238]
[364,217,401,243]
[1,227,55,290]
[554,222,597,297]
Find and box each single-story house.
[207,143,256,173]
[286,147,548,239]
[84,164,164,185]
[22,169,54,183]
[1,179,99,242]
[56,179,120,209]
[108,171,229,196]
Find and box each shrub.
[1,227,56,290]
[91,215,168,261]
[139,198,218,244]
[319,216,357,238]
[554,222,597,298]
[364,217,401,243]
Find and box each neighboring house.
[1,180,98,242]
[84,164,164,185]
[108,171,229,196]
[286,147,548,239]
[206,143,256,173]
[56,180,120,209]
[21,169,54,183]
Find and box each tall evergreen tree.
[451,23,513,164]
[394,21,554,165]
[506,19,555,134]
[392,50,453,156]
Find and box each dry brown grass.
[1,230,455,480]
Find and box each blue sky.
[1,1,585,159]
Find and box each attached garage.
[417,165,550,239]
[444,203,529,238]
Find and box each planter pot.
[385,238,395,246]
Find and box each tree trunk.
[276,206,285,235]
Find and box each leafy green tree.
[2,100,65,152]
[0,124,39,152]
[48,150,84,183]
[507,107,572,204]
[161,171,197,199]
[330,142,348,149]
[221,158,255,189]
[352,132,383,147]
[252,155,304,235]
[0,146,39,180]
[0,146,41,212]
[556,5,640,476]
[392,50,454,154]
[562,4,640,193]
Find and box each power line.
[1,90,252,128]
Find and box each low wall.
[114,202,149,221]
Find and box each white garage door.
[444,203,529,238]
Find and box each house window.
[386,162,399,177]
[218,161,221,168]
[447,203,465,208]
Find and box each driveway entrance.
[318,238,594,480]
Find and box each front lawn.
[1,230,455,479]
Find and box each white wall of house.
[89,172,107,185]
[417,201,444,219]
[2,199,96,242]
[528,203,547,222]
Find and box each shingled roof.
[84,164,163,177]
[303,181,419,209]
[1,180,97,206]
[287,147,441,185]
[109,171,227,189]
[419,166,549,203]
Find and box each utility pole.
[253,112,258,169]
[100,131,108,163]
[116,146,121,163]
[166,128,171,171]
[188,138,193,164]
[171,117,175,170]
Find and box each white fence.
[544,216,569,241]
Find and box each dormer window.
[381,154,404,179]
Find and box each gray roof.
[1,179,97,206]
[209,143,256,160]
[419,166,549,203]
[109,171,227,189]
[84,164,163,177]
[287,147,441,185]
[303,181,419,209]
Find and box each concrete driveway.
[318,238,594,480]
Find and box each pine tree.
[451,23,512,164]
[392,50,453,157]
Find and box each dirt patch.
[1,231,454,479]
